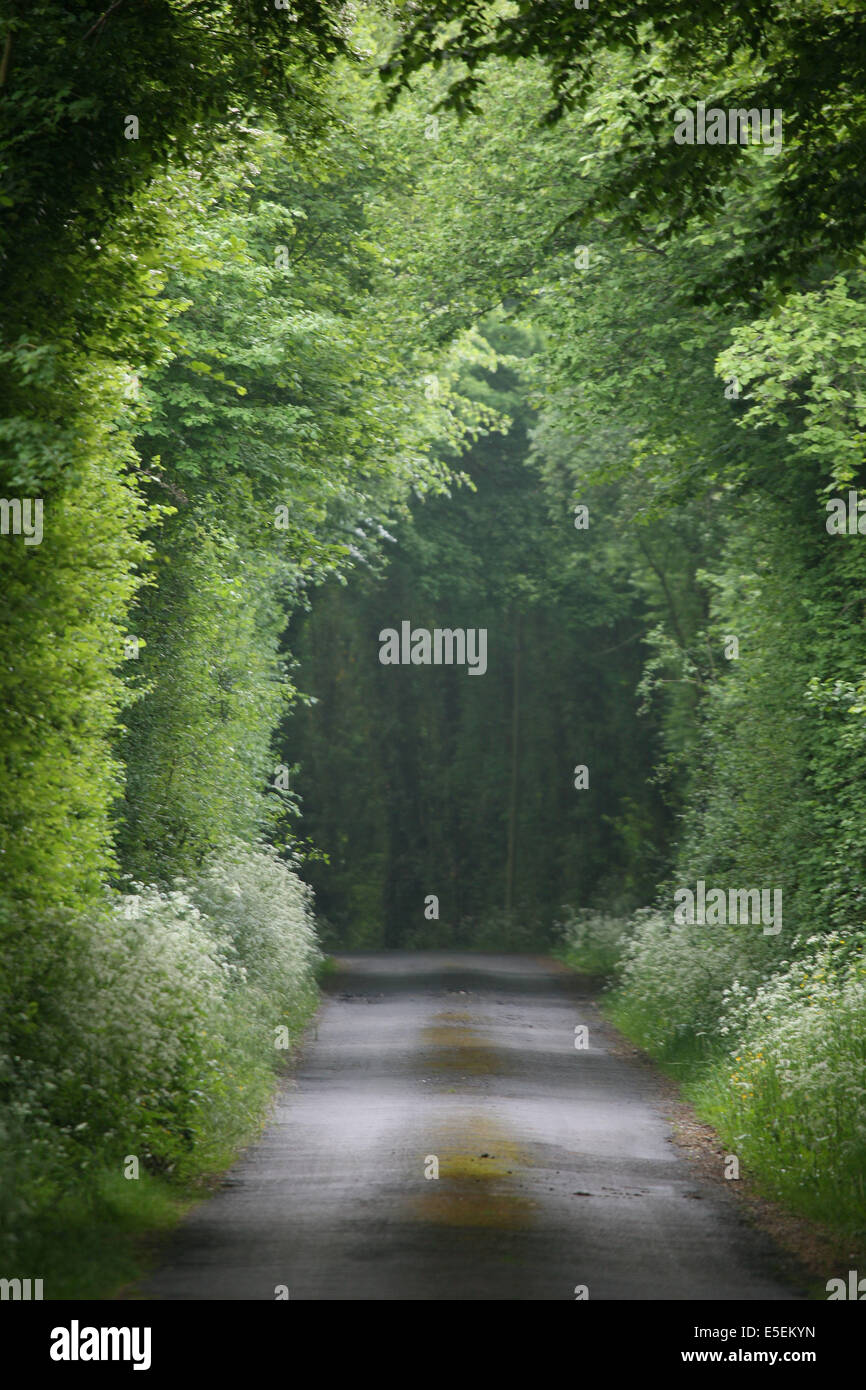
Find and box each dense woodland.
[2,1,866,1290]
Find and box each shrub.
[188,839,320,1018]
[696,930,866,1224]
[555,907,632,975]
[0,842,321,1264]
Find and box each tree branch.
[82,0,129,43]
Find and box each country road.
[139,953,804,1301]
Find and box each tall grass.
[560,907,866,1236]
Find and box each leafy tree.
[381,1,866,299]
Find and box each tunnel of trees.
[2,0,866,1288]
[286,321,672,949]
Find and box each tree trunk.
[505,610,521,913]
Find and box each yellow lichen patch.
[423,1024,482,1047]
[437,1138,523,1182]
[430,1047,498,1074]
[410,1185,535,1229]
[408,1118,535,1229]
[421,1020,508,1075]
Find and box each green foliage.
[382,0,866,297]
[718,272,866,489]
[0,380,155,930]
[116,518,292,882]
[2,0,348,308]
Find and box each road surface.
[140,952,804,1300]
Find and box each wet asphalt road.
[140,952,802,1301]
